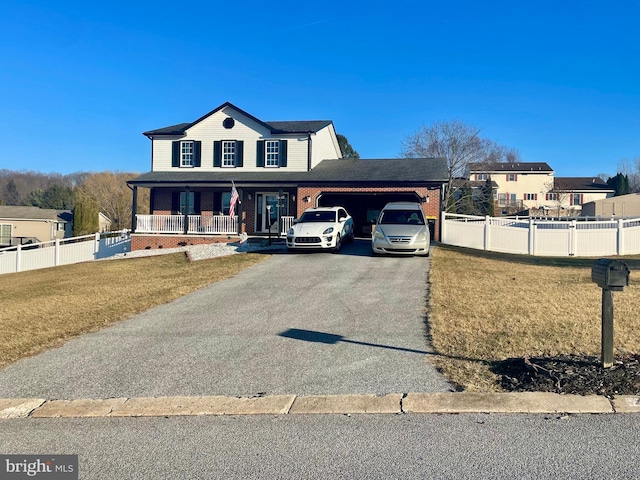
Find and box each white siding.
[150,105,340,173]
[311,124,341,168]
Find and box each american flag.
[229,182,239,217]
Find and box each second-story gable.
[143,102,342,173]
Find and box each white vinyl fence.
[0,231,131,275]
[442,213,640,257]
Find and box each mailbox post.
[591,259,630,368]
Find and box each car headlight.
[373,230,385,240]
[416,232,428,241]
[322,227,334,235]
[287,228,294,236]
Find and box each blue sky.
[1,0,638,177]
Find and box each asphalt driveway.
[0,240,451,399]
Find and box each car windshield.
[379,209,425,225]
[299,211,337,223]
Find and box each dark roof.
[142,102,334,137]
[265,120,333,134]
[554,177,614,192]
[451,179,499,188]
[127,158,448,187]
[468,162,553,172]
[143,123,191,136]
[0,206,71,222]
[305,158,448,182]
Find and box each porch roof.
[128,157,448,187]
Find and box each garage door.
[317,192,423,238]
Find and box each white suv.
[371,202,430,256]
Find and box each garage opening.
[317,192,427,238]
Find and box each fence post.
[54,239,60,266]
[441,213,447,244]
[617,218,625,255]
[570,219,577,256]
[529,219,536,255]
[484,216,490,251]
[94,232,100,258]
[16,244,21,273]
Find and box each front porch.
[136,214,295,235]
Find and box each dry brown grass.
[0,253,267,369]
[428,245,640,391]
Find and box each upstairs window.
[524,193,537,201]
[222,141,236,167]
[214,140,243,168]
[506,173,517,182]
[476,173,488,181]
[256,140,288,168]
[266,140,279,167]
[546,193,558,201]
[181,141,194,167]
[171,140,201,168]
[572,193,583,206]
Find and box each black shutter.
[256,140,265,167]
[171,192,180,214]
[194,141,201,167]
[213,192,222,214]
[236,141,244,167]
[213,141,222,167]
[172,141,180,167]
[194,192,201,214]
[279,140,288,167]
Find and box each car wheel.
[333,234,341,253]
[348,230,355,243]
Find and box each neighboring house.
[128,102,448,249]
[467,162,614,215]
[0,206,72,247]
[99,212,112,232]
[581,193,640,217]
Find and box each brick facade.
[297,185,442,241]
[131,234,239,251]
[137,184,443,247]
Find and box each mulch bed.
[492,354,640,397]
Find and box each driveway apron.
[0,241,451,398]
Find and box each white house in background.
[467,162,614,215]
[0,206,72,247]
[99,212,112,232]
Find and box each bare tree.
[545,178,573,217]
[401,120,518,212]
[76,172,149,229]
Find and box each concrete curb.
[1,393,637,419]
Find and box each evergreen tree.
[2,179,21,205]
[73,194,99,235]
[30,184,75,209]
[336,134,360,158]
[607,172,631,196]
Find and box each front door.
[256,193,288,233]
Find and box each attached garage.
[317,191,427,237]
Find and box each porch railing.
[188,215,237,234]
[281,216,294,234]
[135,215,238,235]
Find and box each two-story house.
[467,162,614,215]
[128,102,448,250]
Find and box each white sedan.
[286,206,355,252]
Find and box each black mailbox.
[591,259,630,291]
